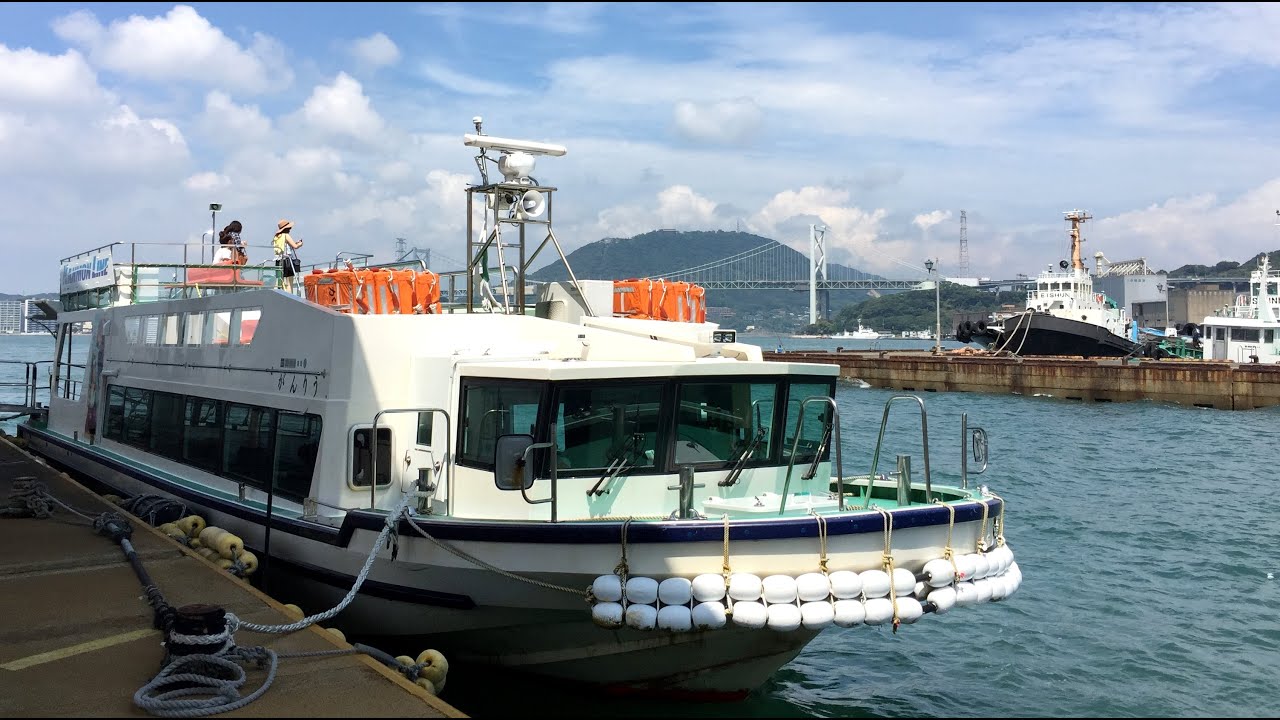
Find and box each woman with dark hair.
[216,220,248,265]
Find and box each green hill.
[530,230,881,331]
[824,284,1026,336]
[1166,249,1280,277]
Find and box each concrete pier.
[767,350,1280,410]
[0,435,466,718]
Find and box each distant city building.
[0,299,23,333]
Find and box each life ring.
[1236,294,1247,305]
[1095,293,1104,304]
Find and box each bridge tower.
[809,224,829,324]
[958,210,969,275]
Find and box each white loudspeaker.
[518,189,545,219]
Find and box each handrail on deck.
[369,408,453,513]
[863,395,933,509]
[779,396,844,515]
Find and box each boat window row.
[1210,327,1273,343]
[102,384,321,503]
[119,308,261,348]
[456,375,836,480]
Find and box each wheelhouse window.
[459,380,544,469]
[782,380,836,464]
[674,381,778,466]
[553,382,663,474]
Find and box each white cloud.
[300,73,384,138]
[673,98,762,145]
[351,32,400,67]
[912,210,952,232]
[419,63,520,97]
[184,171,230,192]
[52,5,288,93]
[200,91,271,144]
[0,45,103,107]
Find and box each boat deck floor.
[0,434,464,718]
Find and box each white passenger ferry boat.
[18,121,1021,700]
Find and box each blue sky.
[3,2,1280,294]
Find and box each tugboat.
[958,210,1141,358]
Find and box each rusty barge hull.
[765,351,1280,411]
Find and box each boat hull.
[968,312,1139,357]
[19,423,999,698]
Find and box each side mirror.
[494,433,535,490]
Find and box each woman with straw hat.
[273,219,303,290]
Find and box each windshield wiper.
[801,419,834,481]
[587,432,644,496]
[719,426,767,487]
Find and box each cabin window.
[223,403,275,488]
[782,380,836,464]
[149,391,185,460]
[674,381,778,465]
[352,427,392,487]
[459,381,544,469]
[1266,330,1275,344]
[212,311,232,346]
[160,314,182,346]
[183,397,223,472]
[104,385,125,440]
[184,312,205,346]
[235,308,261,346]
[1215,327,1224,341]
[552,382,664,473]
[143,316,160,345]
[1232,328,1260,343]
[124,316,142,344]
[122,388,152,447]
[275,411,322,501]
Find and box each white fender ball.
[832,599,866,627]
[691,601,727,630]
[927,585,957,614]
[859,569,892,598]
[657,605,693,632]
[763,574,799,604]
[591,602,624,628]
[896,597,923,624]
[625,603,658,630]
[728,573,763,602]
[923,558,955,587]
[731,601,767,629]
[691,574,727,602]
[766,603,802,632]
[863,597,895,625]
[592,575,623,603]
[658,577,693,606]
[796,572,831,602]
[954,581,980,606]
[892,568,916,596]
[625,576,659,605]
[800,601,835,630]
[829,570,863,600]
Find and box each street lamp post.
[925,258,941,353]
[208,203,222,264]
